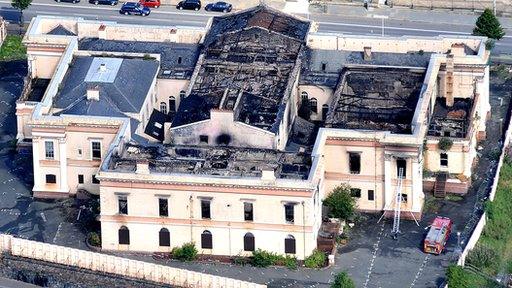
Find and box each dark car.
[176,0,201,11]
[89,0,117,5]
[119,2,151,16]
[205,1,231,12]
[55,0,80,4]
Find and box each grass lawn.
[0,35,26,61]
[447,265,501,288]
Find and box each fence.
[0,234,266,288]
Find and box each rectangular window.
[91,141,101,160]
[440,153,448,167]
[77,148,82,157]
[92,175,100,184]
[368,190,375,201]
[199,135,209,144]
[244,202,253,221]
[201,200,211,219]
[396,158,407,178]
[284,204,294,223]
[118,196,128,215]
[349,152,361,174]
[45,141,54,159]
[159,198,169,217]
[78,174,84,184]
[350,188,361,198]
[45,174,56,184]
[401,193,408,203]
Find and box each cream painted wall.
[298,85,333,122]
[155,78,189,113]
[30,55,61,79]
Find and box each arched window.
[243,232,255,252]
[284,235,296,254]
[300,91,308,100]
[179,91,186,101]
[201,230,212,249]
[118,226,130,245]
[160,102,167,114]
[169,96,176,112]
[310,98,318,114]
[322,104,329,121]
[159,228,170,247]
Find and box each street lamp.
[373,15,389,37]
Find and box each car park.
[119,2,151,16]
[205,1,232,12]
[55,0,80,4]
[176,0,201,11]
[139,0,161,8]
[89,0,118,5]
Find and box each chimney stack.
[363,46,372,61]
[136,159,150,174]
[86,86,99,101]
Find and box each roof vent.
[364,46,372,61]
[99,63,107,72]
[86,86,99,101]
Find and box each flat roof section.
[325,67,425,134]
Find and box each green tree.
[446,265,470,288]
[331,271,355,288]
[323,184,356,220]
[11,0,32,25]
[473,8,506,40]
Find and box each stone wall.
[0,234,266,288]
[387,0,512,15]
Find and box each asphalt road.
[1,0,512,54]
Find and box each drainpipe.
[302,201,306,259]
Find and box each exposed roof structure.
[108,143,312,179]
[78,39,200,79]
[325,67,425,134]
[172,6,310,132]
[427,97,473,138]
[53,56,159,116]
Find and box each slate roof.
[47,25,76,36]
[144,109,175,141]
[78,39,200,79]
[53,56,159,116]
[203,5,310,47]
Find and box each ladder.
[391,168,404,238]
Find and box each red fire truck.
[423,217,452,255]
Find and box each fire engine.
[423,216,452,255]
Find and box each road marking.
[409,255,430,288]
[363,222,385,288]
[53,222,63,243]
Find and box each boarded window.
[45,141,54,159]
[349,153,361,174]
[284,204,294,223]
[440,153,448,167]
[285,235,296,254]
[201,200,211,219]
[201,230,212,249]
[159,198,169,217]
[368,190,375,201]
[91,141,101,159]
[45,174,56,184]
[118,196,128,215]
[78,174,84,184]
[397,158,407,178]
[118,226,130,245]
[243,232,255,251]
[159,228,170,247]
[350,188,361,198]
[244,202,253,221]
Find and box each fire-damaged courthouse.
[16,6,489,259]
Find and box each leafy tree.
[446,265,471,288]
[437,137,453,151]
[11,0,32,25]
[473,8,505,40]
[323,184,356,220]
[331,271,355,288]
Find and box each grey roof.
[203,5,311,47]
[78,39,200,79]
[300,48,432,86]
[53,56,159,116]
[47,25,76,36]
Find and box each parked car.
[89,0,117,5]
[176,0,201,11]
[205,1,231,12]
[119,2,151,16]
[55,0,80,4]
[139,0,160,8]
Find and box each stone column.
[383,154,393,210]
[59,138,68,193]
[32,137,41,191]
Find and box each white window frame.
[44,140,55,160]
[90,140,102,160]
